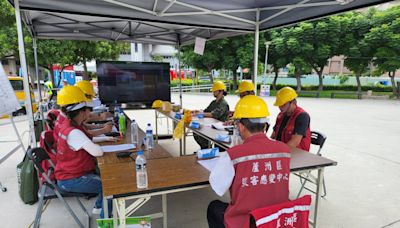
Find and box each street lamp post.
[263,41,271,84]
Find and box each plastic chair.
[27,147,91,228]
[250,195,312,228]
[297,131,327,198]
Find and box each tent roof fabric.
[9,0,392,44]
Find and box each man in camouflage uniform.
[193,81,230,149]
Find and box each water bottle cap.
[147,123,151,126]
[132,119,136,122]
[137,150,144,155]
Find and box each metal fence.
[170,83,230,93]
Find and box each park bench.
[298,91,320,98]
[330,91,363,99]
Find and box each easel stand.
[0,116,26,192]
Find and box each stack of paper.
[101,144,136,153]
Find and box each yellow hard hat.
[57,86,89,106]
[76,80,95,97]
[274,87,298,106]
[211,81,226,92]
[236,80,255,93]
[233,95,270,119]
[152,100,163,109]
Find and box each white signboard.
[259,84,270,97]
[0,64,21,116]
[194,37,206,55]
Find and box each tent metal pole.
[253,9,260,95]
[33,38,45,129]
[15,0,36,147]
[177,34,182,107]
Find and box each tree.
[221,35,254,90]
[152,55,164,62]
[341,11,376,92]
[0,0,17,59]
[71,41,128,80]
[365,6,400,98]
[278,18,344,91]
[181,39,226,83]
[261,30,289,91]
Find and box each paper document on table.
[92,136,114,143]
[211,122,226,130]
[197,157,219,172]
[197,153,226,172]
[101,144,136,153]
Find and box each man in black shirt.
[271,87,311,151]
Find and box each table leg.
[118,198,126,228]
[155,110,158,142]
[183,125,186,156]
[113,199,118,228]
[313,168,324,227]
[103,195,109,218]
[162,194,168,228]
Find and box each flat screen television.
[97,61,171,106]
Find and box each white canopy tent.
[9,0,392,151]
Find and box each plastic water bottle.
[130,119,139,146]
[135,151,148,189]
[145,123,154,150]
[119,112,126,135]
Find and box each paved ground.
[0,93,399,228]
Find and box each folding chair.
[39,131,57,184]
[27,147,91,228]
[250,195,312,228]
[297,131,327,198]
[45,109,60,131]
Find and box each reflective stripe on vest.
[231,153,291,165]
[255,205,310,226]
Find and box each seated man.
[271,87,311,151]
[192,81,230,149]
[207,95,291,228]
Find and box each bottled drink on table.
[135,151,148,189]
[130,119,139,146]
[118,112,126,135]
[145,123,154,150]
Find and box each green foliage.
[273,84,392,92]
[152,55,164,62]
[337,75,349,84]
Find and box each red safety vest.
[274,106,311,151]
[53,112,67,147]
[250,195,311,228]
[225,134,291,228]
[55,120,96,180]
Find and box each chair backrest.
[40,130,57,156]
[310,131,327,155]
[45,109,60,130]
[250,195,312,228]
[27,147,52,175]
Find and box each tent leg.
[176,34,182,107]
[253,10,260,95]
[14,0,36,147]
[33,38,45,129]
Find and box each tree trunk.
[272,68,279,91]
[83,58,89,80]
[207,67,214,83]
[295,72,302,92]
[48,65,55,85]
[356,74,362,93]
[389,71,399,98]
[317,69,324,91]
[232,68,238,90]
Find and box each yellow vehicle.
[8,76,38,115]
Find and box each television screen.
[97,61,171,105]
